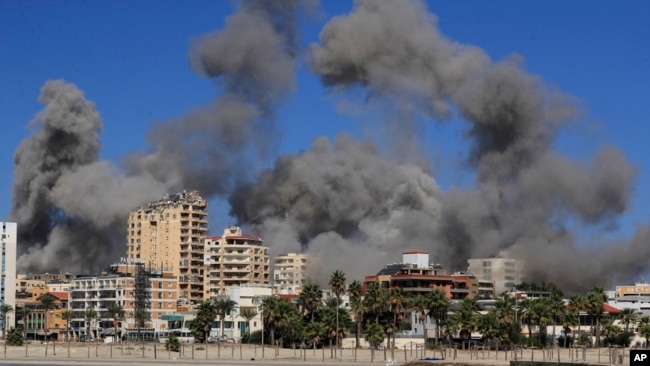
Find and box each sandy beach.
[0,341,632,366]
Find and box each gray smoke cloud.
[228,0,642,293]
[11,1,304,272]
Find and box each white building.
[1,222,17,337]
[221,285,272,340]
[272,253,311,295]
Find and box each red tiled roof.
[49,292,68,301]
[402,250,429,254]
[603,303,621,314]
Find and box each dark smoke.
[11,1,304,272]
[228,0,641,293]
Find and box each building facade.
[615,282,650,297]
[272,253,311,295]
[1,222,17,336]
[69,263,178,340]
[466,249,525,294]
[204,227,270,298]
[127,190,208,304]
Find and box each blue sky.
[1,0,648,239]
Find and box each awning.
[160,315,184,321]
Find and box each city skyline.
[1,1,649,291]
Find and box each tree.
[61,310,74,341]
[639,324,650,348]
[84,308,98,340]
[587,286,607,347]
[165,335,180,352]
[305,321,326,353]
[494,293,519,348]
[240,308,257,336]
[134,308,151,341]
[298,283,322,322]
[329,270,346,350]
[411,295,430,342]
[562,311,579,348]
[106,303,125,342]
[191,301,216,343]
[455,298,481,340]
[0,304,14,340]
[16,307,32,340]
[348,280,364,348]
[6,327,23,346]
[389,287,408,349]
[428,289,450,346]
[478,310,503,343]
[365,323,384,349]
[214,298,238,337]
[532,297,553,346]
[548,290,566,346]
[39,293,56,337]
[619,308,638,334]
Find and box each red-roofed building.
[204,226,270,297]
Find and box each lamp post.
[511,287,519,360]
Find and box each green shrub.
[165,336,180,352]
[195,346,205,350]
[6,327,24,346]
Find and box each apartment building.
[69,263,178,339]
[615,281,650,297]
[127,190,208,304]
[204,227,270,298]
[466,249,525,294]
[1,222,17,337]
[19,292,69,340]
[272,253,311,295]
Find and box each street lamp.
[511,287,518,360]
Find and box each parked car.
[206,336,219,343]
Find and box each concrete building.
[466,249,525,294]
[204,227,270,298]
[69,263,178,340]
[272,253,312,295]
[127,190,208,304]
[19,291,70,340]
[615,281,650,297]
[1,222,17,337]
[224,285,273,339]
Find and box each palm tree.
[548,291,566,345]
[619,308,638,333]
[411,295,430,342]
[39,293,57,338]
[532,298,553,346]
[602,323,620,346]
[348,280,364,348]
[61,310,73,341]
[192,301,216,343]
[17,307,32,340]
[133,308,151,341]
[455,298,481,340]
[240,308,257,336]
[562,311,579,348]
[478,309,502,343]
[84,308,98,340]
[305,321,326,353]
[639,324,650,348]
[261,296,283,348]
[518,297,535,341]
[106,303,125,342]
[388,287,408,349]
[329,270,346,350]
[363,282,389,324]
[0,304,14,340]
[587,286,607,347]
[428,289,450,346]
[214,298,238,337]
[494,293,518,348]
[298,283,322,322]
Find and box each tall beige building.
[272,253,312,295]
[467,249,525,295]
[204,227,270,298]
[127,191,207,304]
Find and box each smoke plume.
[229,0,642,293]
[11,1,303,272]
[10,0,647,294]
